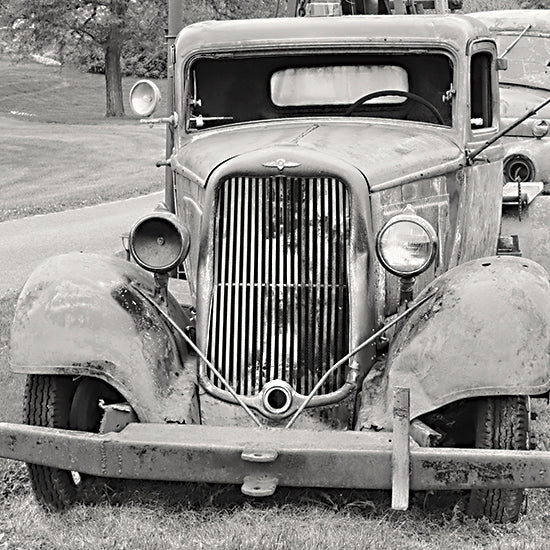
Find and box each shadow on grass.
[71,475,469,525]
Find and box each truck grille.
[207,175,350,396]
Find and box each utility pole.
[165,0,183,212]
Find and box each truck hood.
[174,120,463,189]
[500,85,550,119]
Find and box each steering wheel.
[344,90,445,125]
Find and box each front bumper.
[1,388,550,509]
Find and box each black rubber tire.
[24,375,80,511]
[24,375,122,511]
[467,396,528,523]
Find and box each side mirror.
[497,58,508,71]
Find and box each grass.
[0,58,165,222]
[1,463,550,549]
[0,495,531,549]
[0,292,23,424]
[0,57,166,125]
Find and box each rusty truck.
[2,0,550,523]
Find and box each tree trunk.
[104,25,124,117]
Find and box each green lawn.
[0,57,165,125]
[0,58,165,222]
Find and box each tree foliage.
[2,0,167,116]
[1,0,278,117]
[521,0,550,7]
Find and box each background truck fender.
[10,252,198,424]
[357,255,550,431]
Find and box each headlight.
[129,79,161,117]
[129,209,190,273]
[376,212,437,277]
[504,154,535,183]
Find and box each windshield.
[496,34,550,89]
[187,52,454,129]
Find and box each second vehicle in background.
[472,10,550,189]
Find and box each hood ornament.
[262,158,301,172]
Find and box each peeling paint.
[358,256,550,430]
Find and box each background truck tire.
[467,395,528,523]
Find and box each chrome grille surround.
[206,175,351,399]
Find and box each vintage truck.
[470,9,550,292]
[3,4,550,524]
[471,9,550,188]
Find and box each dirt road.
[0,192,162,296]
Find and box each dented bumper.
[2,417,550,508]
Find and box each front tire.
[467,396,528,523]
[24,375,122,511]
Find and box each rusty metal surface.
[10,253,198,424]
[502,196,550,274]
[498,87,550,185]
[500,87,550,123]
[198,386,356,429]
[2,421,550,491]
[410,447,550,490]
[174,16,491,65]
[471,9,550,35]
[173,122,463,191]
[0,422,394,488]
[500,135,550,185]
[447,161,503,267]
[391,388,410,510]
[370,156,503,318]
[195,145,375,425]
[358,255,550,430]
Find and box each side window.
[470,52,493,129]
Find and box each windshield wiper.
[189,115,234,129]
[501,81,550,93]
[467,95,550,163]
[499,24,532,59]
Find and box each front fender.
[11,253,198,423]
[358,256,550,430]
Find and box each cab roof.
[470,9,550,34]
[175,15,493,58]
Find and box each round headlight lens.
[129,212,190,273]
[376,214,437,277]
[129,79,161,117]
[504,154,535,183]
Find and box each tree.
[521,0,550,7]
[1,0,278,117]
[3,0,166,117]
[204,0,278,19]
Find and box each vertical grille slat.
[208,175,350,396]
